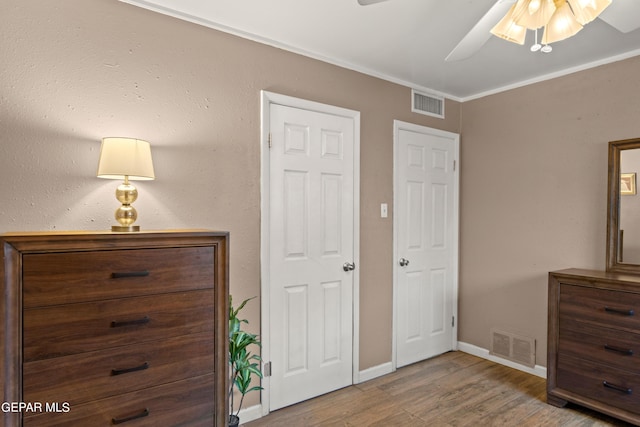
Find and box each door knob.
[343,262,356,272]
[399,258,410,267]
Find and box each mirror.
[607,138,640,273]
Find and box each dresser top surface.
[1,229,224,237]
[0,230,229,253]
[551,268,640,286]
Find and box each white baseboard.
[237,404,262,425]
[457,341,547,379]
[357,361,394,383]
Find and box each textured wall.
[460,55,640,366]
[4,0,638,404]
[0,0,461,388]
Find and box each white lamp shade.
[97,137,155,181]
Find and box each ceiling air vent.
[412,89,444,119]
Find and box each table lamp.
[97,137,155,232]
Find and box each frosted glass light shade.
[542,1,583,44]
[490,4,527,45]
[512,0,557,30]
[567,0,611,25]
[97,137,155,180]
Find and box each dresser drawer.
[24,290,215,361]
[559,284,640,331]
[557,353,640,414]
[24,332,214,406]
[23,246,215,308]
[23,374,215,427]
[558,322,640,372]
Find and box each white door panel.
[268,103,355,410]
[394,121,459,368]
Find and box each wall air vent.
[412,89,445,119]
[490,328,535,368]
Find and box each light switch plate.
[381,203,388,218]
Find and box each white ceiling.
[122,0,640,100]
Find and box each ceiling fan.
[357,0,640,61]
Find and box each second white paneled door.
[394,120,459,368]
[267,100,358,411]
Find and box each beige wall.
[460,55,640,366]
[3,0,640,405]
[0,0,461,389]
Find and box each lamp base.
[112,225,140,232]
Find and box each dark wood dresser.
[1,230,229,426]
[548,268,640,425]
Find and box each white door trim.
[260,90,360,416]
[392,120,459,371]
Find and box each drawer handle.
[604,344,634,356]
[112,408,150,424]
[110,316,150,328]
[111,271,150,279]
[604,306,635,316]
[603,381,632,395]
[111,361,149,376]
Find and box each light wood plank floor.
[246,351,633,426]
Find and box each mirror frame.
[607,138,640,273]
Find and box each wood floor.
[245,351,633,426]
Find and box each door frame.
[392,120,459,370]
[260,90,361,416]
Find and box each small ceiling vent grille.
[412,89,445,119]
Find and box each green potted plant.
[229,296,263,427]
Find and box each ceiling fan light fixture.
[542,1,583,44]
[513,0,557,30]
[490,4,527,45]
[567,0,611,25]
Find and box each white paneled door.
[394,121,459,368]
[267,101,357,411]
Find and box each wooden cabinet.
[1,231,229,426]
[548,268,640,426]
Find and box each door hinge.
[453,160,456,171]
[452,316,455,327]
[263,361,272,377]
[268,133,272,149]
